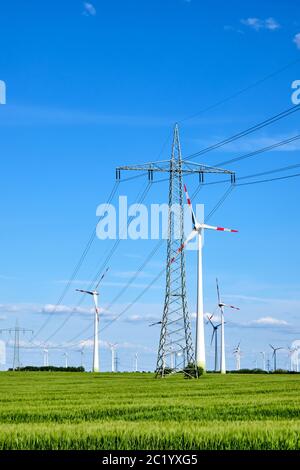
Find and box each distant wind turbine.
[233,342,242,371]
[207,314,222,372]
[260,351,266,371]
[216,279,240,374]
[43,348,49,367]
[63,352,68,368]
[108,343,118,373]
[269,344,283,371]
[76,267,109,372]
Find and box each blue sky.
[0,0,300,371]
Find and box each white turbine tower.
[76,268,109,373]
[287,346,297,372]
[134,352,138,372]
[63,352,68,368]
[269,344,283,371]
[43,348,49,367]
[260,351,266,371]
[207,314,222,372]
[216,279,240,374]
[174,183,238,371]
[79,346,85,369]
[233,342,241,371]
[108,343,117,373]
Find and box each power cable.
[31,182,119,341]
[178,58,300,123]
[184,105,300,161]
[215,134,300,167]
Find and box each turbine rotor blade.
[222,303,240,311]
[201,223,238,233]
[76,289,94,295]
[216,278,221,306]
[183,183,198,227]
[169,229,198,265]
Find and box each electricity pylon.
[116,124,235,377]
[0,319,33,370]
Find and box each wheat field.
[0,372,300,450]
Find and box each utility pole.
[116,124,235,377]
[0,320,33,370]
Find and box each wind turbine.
[43,348,49,367]
[269,344,283,371]
[207,314,222,372]
[173,183,238,371]
[79,346,85,369]
[233,342,241,371]
[260,351,266,371]
[76,267,109,373]
[108,343,117,372]
[63,352,68,368]
[216,279,240,374]
[287,346,297,372]
[134,352,138,372]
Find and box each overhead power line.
[76,184,236,341]
[185,105,300,161]
[31,182,119,342]
[236,171,300,187]
[215,133,300,167]
[179,57,300,123]
[41,182,152,345]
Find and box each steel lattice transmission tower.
[0,319,33,370]
[156,125,194,375]
[116,124,235,377]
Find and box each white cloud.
[251,316,289,326]
[0,304,20,313]
[293,33,300,49]
[192,133,300,156]
[265,18,281,31]
[241,17,280,31]
[125,314,159,323]
[83,2,96,16]
[241,18,262,30]
[41,304,92,315]
[204,312,221,323]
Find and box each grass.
[0,372,300,449]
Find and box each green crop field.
[0,372,300,450]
